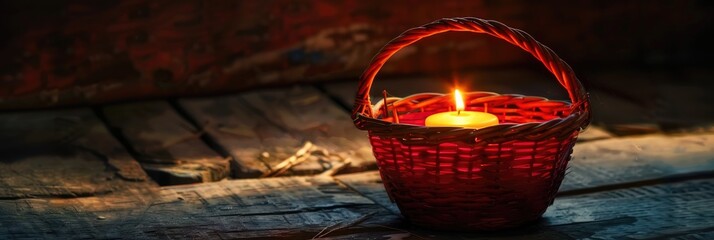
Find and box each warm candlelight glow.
[424,89,499,129]
[454,89,465,112]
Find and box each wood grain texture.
[240,86,375,173]
[562,133,714,192]
[2,173,712,239]
[542,179,714,239]
[0,108,151,199]
[336,171,400,215]
[178,86,376,178]
[1,127,713,238]
[102,101,230,185]
[178,95,325,178]
[0,176,399,239]
[586,70,714,129]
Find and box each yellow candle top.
[424,89,499,129]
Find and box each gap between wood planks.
[88,84,365,185]
[95,103,230,185]
[92,106,146,168]
[166,99,233,161]
[557,169,714,197]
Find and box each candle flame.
[454,89,465,112]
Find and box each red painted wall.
[0,0,711,109]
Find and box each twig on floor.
[319,159,352,177]
[317,151,352,177]
[262,141,314,177]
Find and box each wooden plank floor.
[178,85,375,179]
[240,86,375,174]
[101,101,230,185]
[0,176,399,239]
[0,109,153,200]
[1,71,713,239]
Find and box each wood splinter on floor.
[261,141,354,178]
[262,141,315,177]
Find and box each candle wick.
[457,110,461,115]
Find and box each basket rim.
[371,91,573,114]
[356,90,588,145]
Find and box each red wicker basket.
[351,17,591,231]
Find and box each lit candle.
[424,89,499,129]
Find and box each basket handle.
[352,17,589,122]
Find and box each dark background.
[1,0,712,129]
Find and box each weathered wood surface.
[2,173,713,239]
[1,128,713,239]
[178,86,375,178]
[585,70,714,132]
[178,94,318,178]
[540,179,714,239]
[1,75,712,239]
[0,109,152,199]
[240,86,375,173]
[336,171,400,215]
[563,133,714,192]
[102,101,230,185]
[0,176,400,239]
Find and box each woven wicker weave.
[351,17,591,231]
